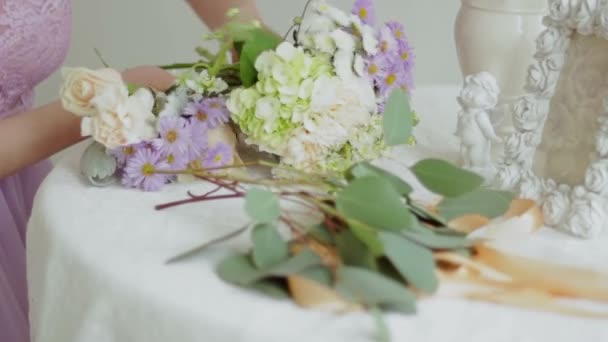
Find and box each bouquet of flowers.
[60,0,417,191]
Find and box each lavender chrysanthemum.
[184,97,230,130]
[377,25,399,55]
[203,142,233,169]
[352,0,376,26]
[122,148,170,191]
[164,151,189,171]
[367,53,390,85]
[154,116,191,157]
[386,21,408,48]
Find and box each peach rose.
[60,67,127,116]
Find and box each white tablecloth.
[27,86,608,342]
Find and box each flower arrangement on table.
[61,0,417,190]
[59,0,608,341]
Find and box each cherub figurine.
[456,72,502,178]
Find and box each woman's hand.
[122,65,175,91]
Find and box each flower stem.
[165,224,250,264]
[155,193,244,211]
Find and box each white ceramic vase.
[454,0,548,139]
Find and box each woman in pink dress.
[0,1,261,341]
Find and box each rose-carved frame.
[474,0,608,238]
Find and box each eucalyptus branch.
[165,224,250,264]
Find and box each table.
[27,86,608,342]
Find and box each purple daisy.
[386,21,411,51]
[203,142,234,169]
[122,148,170,191]
[108,143,141,167]
[183,97,230,130]
[377,62,403,99]
[377,25,399,56]
[187,119,209,159]
[164,151,189,171]
[352,0,376,26]
[366,53,391,86]
[154,116,191,157]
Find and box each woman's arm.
[186,0,262,30]
[0,66,174,179]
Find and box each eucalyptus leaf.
[380,232,438,294]
[80,141,117,187]
[402,231,475,250]
[410,159,484,197]
[240,29,282,86]
[437,189,515,220]
[383,89,413,146]
[336,176,415,231]
[217,249,323,287]
[298,266,332,287]
[307,224,334,244]
[267,249,323,276]
[336,230,377,269]
[245,188,280,223]
[346,162,413,196]
[335,266,417,309]
[216,254,260,286]
[252,223,289,269]
[350,223,385,256]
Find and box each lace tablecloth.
[27,85,608,342]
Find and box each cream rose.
[60,67,126,116]
[81,88,157,149]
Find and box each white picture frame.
[458,0,608,238]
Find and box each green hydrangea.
[227,42,334,155]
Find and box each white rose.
[584,160,608,193]
[548,0,576,22]
[542,188,570,226]
[283,128,329,171]
[574,0,598,35]
[60,67,126,116]
[535,27,570,57]
[596,117,608,157]
[82,88,157,149]
[597,6,608,39]
[512,96,547,131]
[494,164,522,189]
[518,172,544,201]
[564,188,606,238]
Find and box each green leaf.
[251,223,289,269]
[240,29,282,86]
[438,189,514,220]
[350,223,385,256]
[402,231,474,250]
[307,224,334,244]
[250,279,290,299]
[217,249,323,287]
[336,230,378,269]
[383,89,413,146]
[266,249,323,277]
[216,254,261,286]
[336,176,415,231]
[371,307,391,342]
[410,159,484,197]
[245,188,280,223]
[298,266,332,287]
[335,266,417,309]
[380,232,438,294]
[346,162,413,196]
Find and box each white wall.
[36,0,461,106]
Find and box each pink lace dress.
[0,1,71,341]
